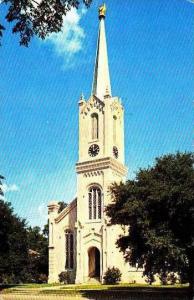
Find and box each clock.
[88,144,100,157]
[113,146,118,159]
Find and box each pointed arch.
[88,186,102,220]
[88,247,100,278]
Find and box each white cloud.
[2,183,20,193]
[37,203,46,215]
[186,0,194,3]
[46,7,87,67]
[37,203,48,227]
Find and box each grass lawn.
[59,283,189,290]
[5,283,61,289]
[1,283,189,293]
[1,283,190,300]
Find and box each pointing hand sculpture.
[99,3,106,18]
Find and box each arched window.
[91,113,99,140]
[65,230,74,269]
[88,186,102,220]
[113,115,117,143]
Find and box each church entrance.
[88,247,100,278]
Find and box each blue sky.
[0,0,193,227]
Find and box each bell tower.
[77,4,126,166]
[75,4,127,283]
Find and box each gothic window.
[113,115,117,143]
[65,230,74,269]
[88,187,102,220]
[98,195,102,219]
[91,113,99,140]
[89,192,92,219]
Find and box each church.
[48,4,143,284]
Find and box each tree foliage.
[0,200,29,283]
[0,0,92,46]
[27,225,48,282]
[0,175,5,196]
[0,175,48,283]
[106,153,194,289]
[58,201,68,213]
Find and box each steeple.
[92,4,111,100]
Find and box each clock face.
[113,146,119,159]
[88,144,100,157]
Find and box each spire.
[92,4,111,100]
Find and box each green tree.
[0,174,48,283]
[106,153,194,293]
[43,222,49,238]
[0,175,5,196]
[27,225,48,282]
[58,201,68,213]
[0,0,92,46]
[0,175,30,283]
[0,200,29,283]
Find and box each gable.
[80,95,105,116]
[55,198,77,224]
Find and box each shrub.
[37,273,48,283]
[159,272,168,285]
[103,267,122,284]
[159,272,179,285]
[58,271,71,284]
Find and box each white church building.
[48,5,143,284]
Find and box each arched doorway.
[88,247,100,278]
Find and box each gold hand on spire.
[99,3,106,18]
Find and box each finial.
[98,3,106,19]
[79,92,85,106]
[80,92,84,101]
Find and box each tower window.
[88,187,102,220]
[113,115,117,143]
[65,230,74,269]
[91,113,99,140]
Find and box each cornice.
[76,157,127,177]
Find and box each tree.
[27,225,48,282]
[0,175,30,283]
[0,175,5,196]
[106,153,194,293]
[0,174,48,283]
[0,0,92,46]
[43,222,49,237]
[58,201,68,213]
[0,200,29,283]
